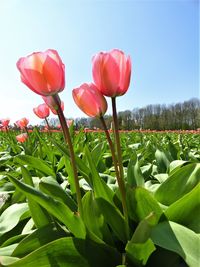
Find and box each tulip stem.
[53,95,83,218]
[111,97,129,240]
[45,118,51,131]
[99,116,121,190]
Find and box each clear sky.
[0,0,199,125]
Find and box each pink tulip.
[1,119,10,127]
[16,133,28,143]
[92,49,131,97]
[16,118,29,129]
[72,83,107,117]
[17,49,65,96]
[33,103,50,119]
[42,96,64,115]
[67,119,73,127]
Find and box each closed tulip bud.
[33,103,50,119]
[92,49,131,97]
[16,133,28,143]
[17,49,65,96]
[1,119,10,127]
[72,83,107,117]
[16,118,29,129]
[42,95,64,115]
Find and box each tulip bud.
[72,83,107,117]
[33,103,50,119]
[42,95,64,115]
[16,133,28,143]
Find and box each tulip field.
[0,128,199,267]
[0,48,199,267]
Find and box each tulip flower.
[16,133,28,143]
[17,49,65,96]
[67,119,73,127]
[16,118,29,129]
[72,83,107,117]
[1,119,10,127]
[92,49,131,97]
[42,95,64,115]
[33,103,50,119]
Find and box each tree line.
[48,98,200,130]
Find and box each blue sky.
[0,0,199,125]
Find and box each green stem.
[99,115,120,189]
[53,94,83,217]
[45,117,51,131]
[111,97,129,240]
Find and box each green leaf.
[84,146,114,204]
[7,175,86,239]
[0,244,18,256]
[14,155,55,177]
[82,191,114,246]
[126,187,162,223]
[0,203,29,237]
[126,214,156,266]
[127,159,145,187]
[151,221,200,267]
[155,149,170,173]
[21,166,52,228]
[96,198,126,243]
[12,223,67,257]
[39,176,77,212]
[51,139,91,183]
[7,237,121,267]
[165,184,200,232]
[155,163,200,205]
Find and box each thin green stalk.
[53,94,83,217]
[45,117,51,131]
[111,97,129,240]
[99,115,120,188]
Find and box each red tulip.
[92,49,131,97]
[16,118,29,129]
[72,83,107,117]
[17,49,65,96]
[1,119,10,127]
[16,133,28,143]
[33,103,50,119]
[42,95,64,115]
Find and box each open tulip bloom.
[17,49,65,96]
[92,49,131,98]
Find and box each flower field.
[0,48,199,267]
[0,129,199,267]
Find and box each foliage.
[0,130,199,266]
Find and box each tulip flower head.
[16,118,29,129]
[66,119,73,127]
[33,103,50,119]
[1,118,10,127]
[72,83,107,117]
[92,49,131,97]
[17,49,65,96]
[16,133,28,143]
[42,95,64,115]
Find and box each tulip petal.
[43,55,64,91]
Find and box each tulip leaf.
[7,175,86,239]
[14,155,55,177]
[6,237,121,267]
[0,203,29,237]
[150,221,200,267]
[155,163,200,205]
